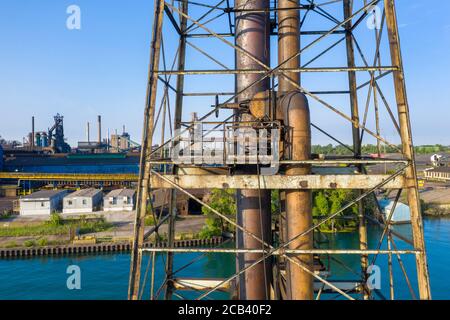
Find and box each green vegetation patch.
[0,213,113,237]
[199,189,236,239]
[312,144,450,156]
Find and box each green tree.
[271,190,280,215]
[312,189,361,232]
[200,188,236,239]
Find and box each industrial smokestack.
[235,0,272,300]
[278,0,313,300]
[86,122,90,143]
[31,116,35,150]
[98,115,102,144]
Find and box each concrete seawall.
[0,237,223,259]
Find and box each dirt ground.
[89,211,207,238]
[419,182,450,216]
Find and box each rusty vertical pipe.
[278,0,300,90]
[278,0,313,300]
[235,0,272,300]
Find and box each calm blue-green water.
[0,218,449,300]
[317,217,450,300]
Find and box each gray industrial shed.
[20,190,68,216]
[63,188,103,214]
[103,189,136,212]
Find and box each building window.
[68,200,73,206]
[82,199,87,205]
[41,202,45,207]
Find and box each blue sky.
[0,0,449,146]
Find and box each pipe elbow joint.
[280,90,311,140]
[279,91,311,161]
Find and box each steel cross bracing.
[128,0,431,300]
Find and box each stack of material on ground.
[103,188,135,212]
[63,188,103,213]
[19,190,68,216]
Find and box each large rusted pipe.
[235,0,272,300]
[278,0,300,90]
[278,0,313,300]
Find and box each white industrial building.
[19,190,68,216]
[63,188,103,214]
[103,189,136,212]
[424,167,450,182]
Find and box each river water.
[0,217,449,300]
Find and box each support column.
[165,0,188,300]
[384,0,431,299]
[235,0,272,300]
[128,0,165,300]
[343,0,369,300]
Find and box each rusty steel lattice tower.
[128,0,431,300]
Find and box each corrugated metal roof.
[105,188,135,198]
[65,188,102,199]
[379,199,411,223]
[21,190,67,200]
[427,166,450,173]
